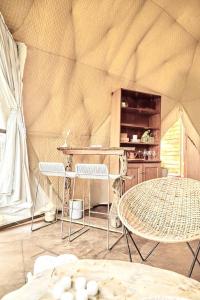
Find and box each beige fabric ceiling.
[0,0,200,167]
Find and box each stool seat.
[39,162,76,178]
[76,174,120,180]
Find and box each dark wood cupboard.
[110,88,161,190]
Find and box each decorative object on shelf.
[149,132,155,144]
[141,130,151,143]
[121,101,128,107]
[120,132,129,143]
[62,129,71,147]
[121,133,128,138]
[151,150,156,160]
[135,150,143,159]
[131,134,138,142]
[143,149,148,160]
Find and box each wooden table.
[2,259,200,299]
[57,146,131,175]
[57,146,129,156]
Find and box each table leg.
[64,154,73,204]
[60,154,73,238]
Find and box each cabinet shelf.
[127,159,161,163]
[120,142,159,146]
[121,123,159,130]
[121,107,159,115]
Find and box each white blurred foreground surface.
[2,257,200,300]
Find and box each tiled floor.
[0,218,199,298]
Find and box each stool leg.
[68,177,76,241]
[88,179,91,227]
[82,184,85,227]
[61,177,66,239]
[31,173,41,231]
[55,177,59,222]
[107,176,110,250]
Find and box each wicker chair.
[118,177,200,277]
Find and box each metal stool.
[68,163,121,249]
[31,162,75,232]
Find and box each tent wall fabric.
[0,1,200,210]
[0,14,31,210]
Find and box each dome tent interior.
[0,0,200,216]
[0,1,200,297]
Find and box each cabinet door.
[142,163,161,181]
[125,163,143,191]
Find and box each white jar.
[69,199,83,220]
[44,210,56,222]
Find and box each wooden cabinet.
[110,88,162,190]
[142,162,161,181]
[125,163,142,190]
[125,162,161,191]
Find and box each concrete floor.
[0,218,199,298]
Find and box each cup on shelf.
[132,134,138,141]
[151,150,156,159]
[149,136,155,144]
[143,149,148,160]
[121,102,128,108]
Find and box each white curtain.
[0,14,31,209]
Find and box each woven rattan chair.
[118,177,200,277]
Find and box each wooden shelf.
[111,88,161,190]
[121,123,160,130]
[121,107,159,115]
[127,159,161,163]
[120,142,159,146]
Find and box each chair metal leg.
[125,227,132,262]
[108,232,125,251]
[186,242,200,266]
[188,241,200,277]
[126,228,160,261]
